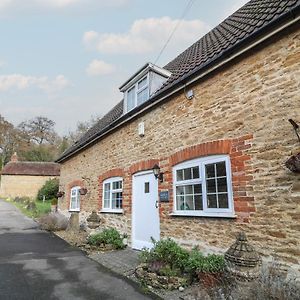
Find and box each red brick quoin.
[66,179,84,211]
[168,135,254,223]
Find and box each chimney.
[11,152,18,163]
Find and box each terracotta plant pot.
[197,272,222,288]
[285,153,300,173]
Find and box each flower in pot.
[56,191,65,198]
[196,254,225,288]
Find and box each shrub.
[37,178,59,201]
[185,247,205,277]
[38,212,68,231]
[196,254,226,274]
[87,228,126,250]
[139,238,189,273]
[51,198,58,206]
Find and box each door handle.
[155,201,159,208]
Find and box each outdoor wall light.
[152,164,164,182]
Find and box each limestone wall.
[58,25,300,271]
[0,175,59,199]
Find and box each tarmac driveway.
[0,199,153,300]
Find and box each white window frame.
[69,186,80,212]
[172,155,235,218]
[125,74,149,113]
[101,177,123,214]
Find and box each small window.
[70,186,80,212]
[102,177,123,213]
[173,156,233,217]
[127,86,136,112]
[125,75,149,112]
[145,182,150,193]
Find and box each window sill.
[69,209,80,213]
[169,212,236,218]
[100,209,124,214]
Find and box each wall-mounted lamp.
[288,119,300,144]
[152,164,164,182]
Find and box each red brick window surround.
[168,136,254,222]
[66,179,84,212]
[98,169,125,213]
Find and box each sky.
[0,0,248,135]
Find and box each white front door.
[132,171,160,250]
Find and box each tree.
[18,116,57,145]
[0,115,26,166]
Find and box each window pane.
[185,185,193,195]
[194,184,202,194]
[218,194,229,208]
[103,199,110,209]
[104,191,110,201]
[127,87,135,111]
[112,180,122,190]
[192,167,200,179]
[176,186,184,196]
[104,183,110,192]
[216,162,226,177]
[183,168,192,180]
[176,195,184,210]
[217,178,228,193]
[144,182,150,193]
[185,195,194,210]
[206,164,215,178]
[137,87,149,105]
[112,192,122,209]
[207,194,217,208]
[138,77,147,89]
[176,169,183,181]
[206,179,216,193]
[194,194,203,210]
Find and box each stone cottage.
[56,0,300,272]
[0,153,60,199]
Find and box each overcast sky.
[0,0,247,135]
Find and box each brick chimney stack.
[11,152,18,163]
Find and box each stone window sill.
[100,209,124,214]
[169,212,237,218]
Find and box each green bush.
[51,198,58,205]
[185,247,205,276]
[196,254,226,274]
[139,238,189,273]
[37,178,59,201]
[87,228,126,250]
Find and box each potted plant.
[196,254,225,288]
[51,198,58,212]
[57,191,65,198]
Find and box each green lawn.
[6,198,51,219]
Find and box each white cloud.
[83,17,210,55]
[86,59,115,76]
[0,74,70,93]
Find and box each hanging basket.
[56,191,65,198]
[79,188,88,195]
[285,153,300,173]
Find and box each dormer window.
[120,63,171,114]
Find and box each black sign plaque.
[159,191,169,202]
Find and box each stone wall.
[0,175,59,199]
[58,25,300,272]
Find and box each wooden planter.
[285,153,300,173]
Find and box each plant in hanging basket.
[79,188,88,195]
[285,153,300,173]
[56,191,65,198]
